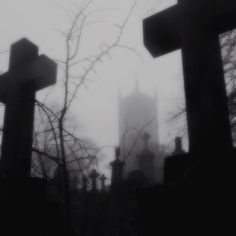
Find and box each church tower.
[118,82,159,180]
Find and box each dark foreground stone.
[0,177,65,236]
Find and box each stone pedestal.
[137,149,236,235]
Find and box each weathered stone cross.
[99,174,107,191]
[144,0,236,155]
[0,38,57,177]
[89,169,99,191]
[110,147,124,186]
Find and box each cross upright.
[173,137,185,156]
[110,147,124,186]
[144,0,236,156]
[0,38,57,177]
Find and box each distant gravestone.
[144,0,236,155]
[137,132,156,184]
[89,169,99,192]
[99,174,107,191]
[172,137,185,156]
[110,147,124,186]
[0,38,57,177]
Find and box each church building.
[118,82,161,184]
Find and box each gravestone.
[172,137,185,156]
[89,169,99,192]
[144,0,236,156]
[110,147,124,187]
[164,137,189,183]
[0,38,57,177]
[137,132,156,184]
[99,174,107,192]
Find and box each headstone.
[164,137,188,183]
[110,147,124,186]
[89,169,99,192]
[137,132,156,184]
[0,38,57,177]
[144,0,236,156]
[172,137,185,156]
[99,174,107,192]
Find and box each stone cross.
[99,174,107,191]
[110,147,124,186]
[0,38,57,177]
[144,0,236,155]
[89,169,99,191]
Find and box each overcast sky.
[0,0,187,173]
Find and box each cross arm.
[29,55,57,91]
[0,55,57,103]
[143,5,180,57]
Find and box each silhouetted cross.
[144,0,236,154]
[89,169,99,191]
[0,38,57,177]
[99,174,107,191]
